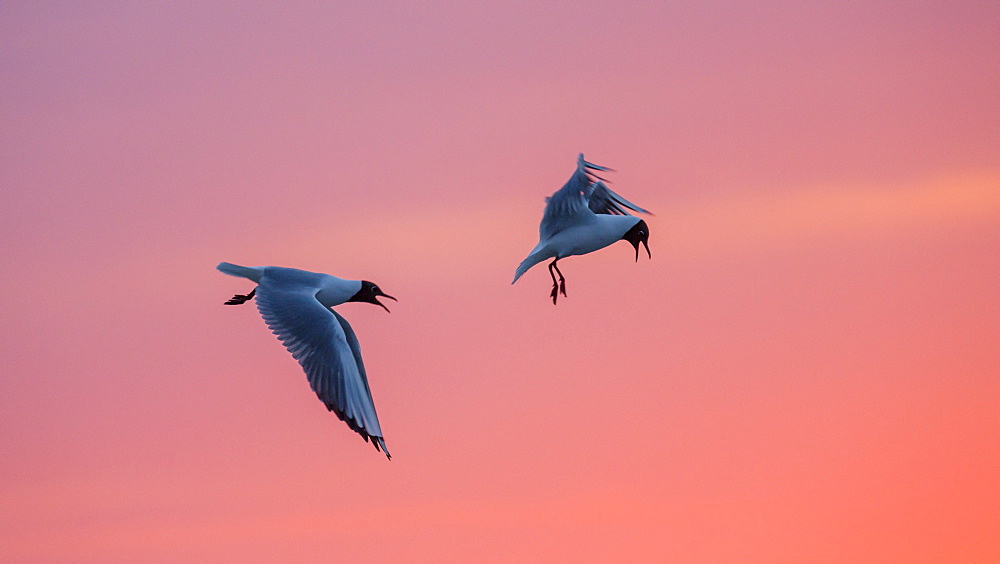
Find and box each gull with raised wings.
[512,154,652,304]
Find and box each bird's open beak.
[375,292,397,313]
[632,240,651,261]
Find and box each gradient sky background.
[2,2,998,561]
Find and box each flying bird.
[512,154,652,304]
[217,262,395,459]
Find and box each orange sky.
[2,2,998,561]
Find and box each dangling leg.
[224,287,256,305]
[547,259,566,305]
[552,261,567,298]
[547,260,559,304]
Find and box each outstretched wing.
[539,154,613,240]
[586,181,651,216]
[255,283,389,458]
[331,310,390,458]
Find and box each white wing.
[255,282,389,458]
[539,154,612,240]
[586,181,651,216]
[331,309,390,457]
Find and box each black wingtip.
[375,436,392,460]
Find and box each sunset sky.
[2,2,998,561]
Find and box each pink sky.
[2,2,998,561]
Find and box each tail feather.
[512,250,550,284]
[216,262,263,283]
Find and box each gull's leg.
[547,259,566,305]
[552,261,567,298]
[224,287,256,305]
[547,260,560,305]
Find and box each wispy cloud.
[666,170,1000,258]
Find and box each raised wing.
[539,154,613,240]
[586,181,651,216]
[255,283,389,458]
